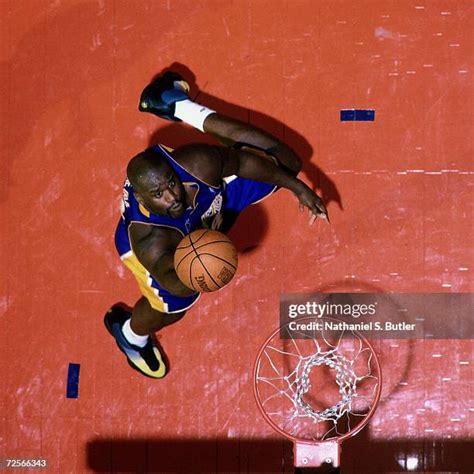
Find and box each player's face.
[140,168,186,218]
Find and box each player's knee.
[282,158,302,177]
[133,297,164,321]
[291,156,303,176]
[163,310,186,324]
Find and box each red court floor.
[1,1,473,472]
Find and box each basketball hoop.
[253,317,382,468]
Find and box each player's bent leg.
[287,152,302,176]
[265,144,302,177]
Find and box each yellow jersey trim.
[138,203,151,218]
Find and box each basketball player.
[105,71,328,378]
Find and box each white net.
[254,318,381,442]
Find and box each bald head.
[126,148,186,218]
[127,149,170,192]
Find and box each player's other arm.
[129,223,196,297]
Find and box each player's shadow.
[146,63,342,254]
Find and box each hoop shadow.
[86,435,474,473]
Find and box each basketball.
[174,229,238,292]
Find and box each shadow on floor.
[87,431,474,473]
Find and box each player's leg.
[204,115,303,177]
[105,282,198,379]
[234,142,302,177]
[105,297,189,379]
[104,302,167,379]
[130,296,186,335]
[138,70,302,176]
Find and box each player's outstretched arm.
[129,223,196,297]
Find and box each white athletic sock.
[174,99,216,132]
[122,318,149,348]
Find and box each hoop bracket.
[294,441,340,468]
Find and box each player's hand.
[294,183,329,225]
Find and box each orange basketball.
[174,229,238,292]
